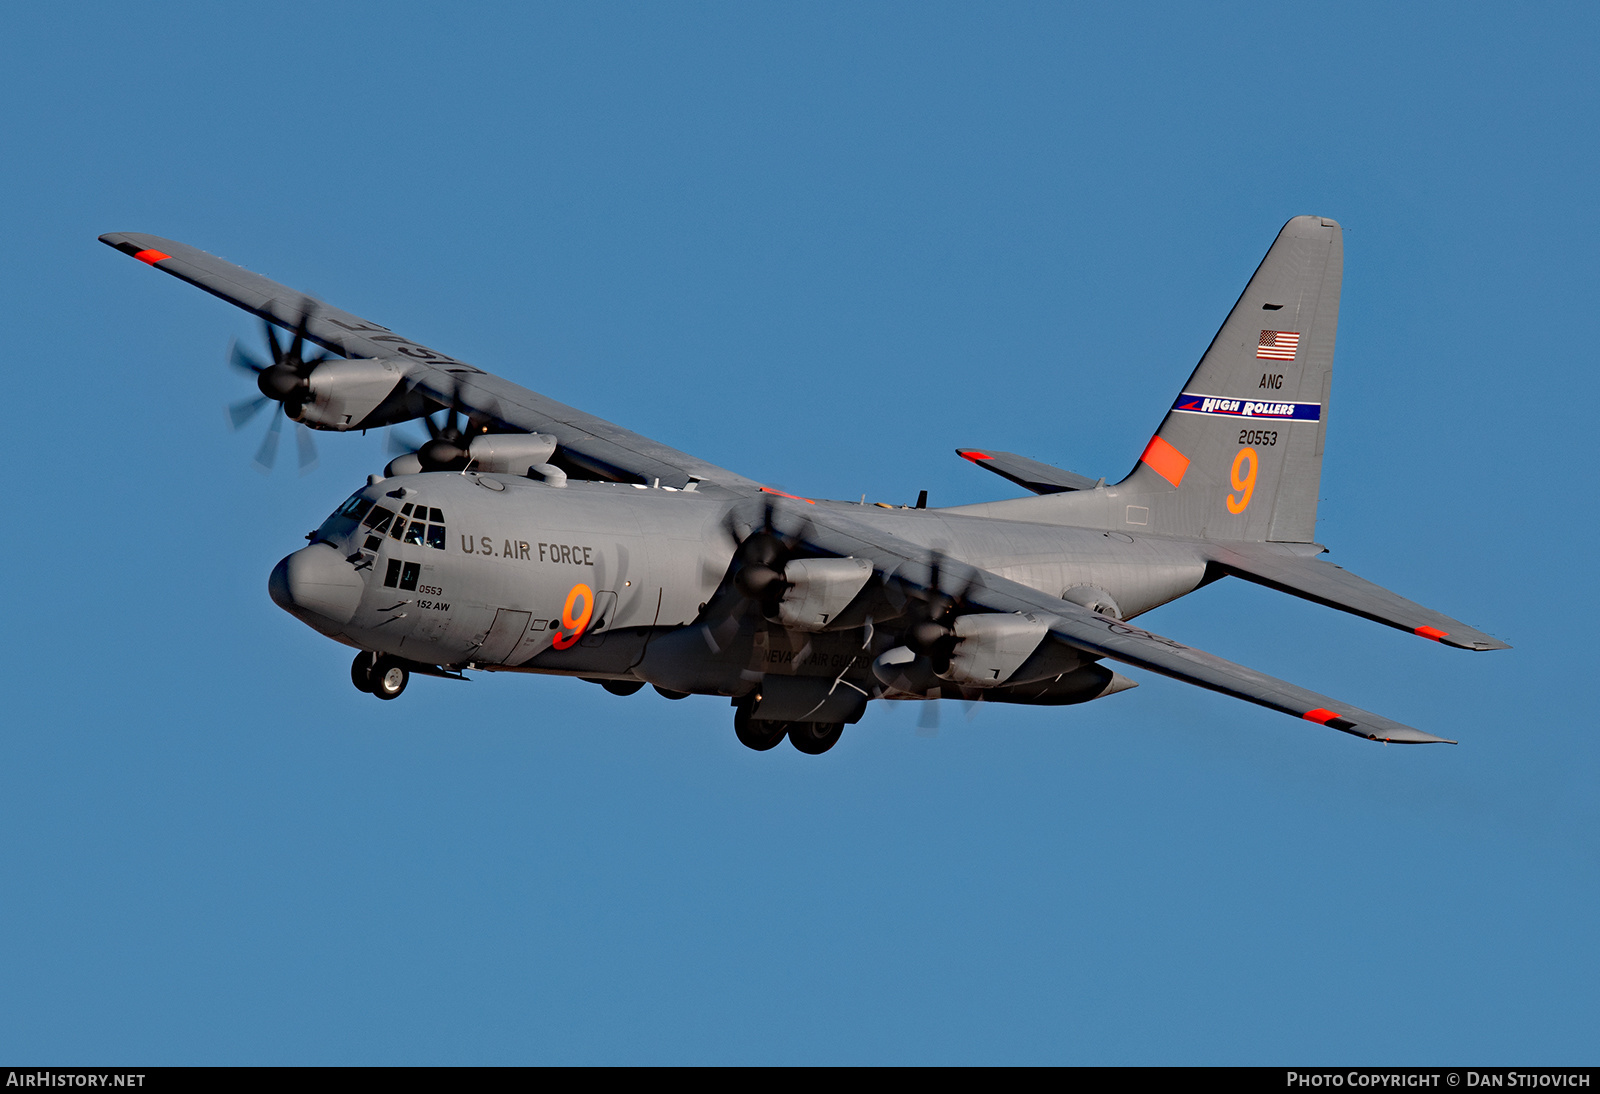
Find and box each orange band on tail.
[1139,436,1190,488]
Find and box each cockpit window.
[315,493,375,542]
[366,501,450,551]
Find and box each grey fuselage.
[272,471,1210,702]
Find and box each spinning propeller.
[723,497,814,615]
[226,302,328,474]
[387,377,495,472]
[897,550,978,676]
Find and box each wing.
[783,504,1454,744]
[100,232,757,490]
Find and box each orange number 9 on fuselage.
[1226,446,1258,514]
[550,582,595,649]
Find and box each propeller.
[226,301,329,474]
[386,376,496,472]
[723,497,813,616]
[897,550,978,675]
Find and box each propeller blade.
[227,394,272,430]
[228,339,269,376]
[387,428,425,457]
[261,317,284,367]
[295,423,319,474]
[287,298,315,373]
[254,407,284,472]
[917,692,941,736]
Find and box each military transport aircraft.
[101,216,1507,754]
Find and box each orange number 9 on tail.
[1226,447,1258,514]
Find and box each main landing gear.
[351,651,409,700]
[733,700,845,754]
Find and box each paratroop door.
[474,609,532,664]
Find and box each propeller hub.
[907,620,953,655]
[418,438,468,470]
[735,564,786,600]
[258,362,308,402]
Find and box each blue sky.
[3,1,1595,1063]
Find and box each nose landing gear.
[351,651,409,700]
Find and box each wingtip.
[1371,728,1456,745]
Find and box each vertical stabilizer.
[1119,215,1341,542]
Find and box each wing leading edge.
[100,232,756,490]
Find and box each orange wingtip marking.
[1302,708,1341,725]
[1139,435,1189,488]
[959,450,994,462]
[133,249,171,264]
[1414,626,1450,642]
[759,486,815,504]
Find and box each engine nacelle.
[941,613,1050,687]
[875,612,1055,691]
[294,358,411,431]
[384,432,560,477]
[776,557,874,630]
[467,432,558,474]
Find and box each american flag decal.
[1257,330,1300,360]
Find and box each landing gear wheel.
[788,721,844,755]
[351,651,378,694]
[732,699,789,751]
[370,656,409,700]
[601,680,645,696]
[735,719,790,751]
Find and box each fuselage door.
[473,609,532,665]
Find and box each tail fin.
[1121,216,1341,543]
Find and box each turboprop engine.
[873,611,1064,691]
[385,431,558,477]
[293,357,414,431]
[760,557,875,631]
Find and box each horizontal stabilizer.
[957,449,1099,495]
[1208,542,1510,651]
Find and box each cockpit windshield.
[315,493,449,550]
[314,493,374,541]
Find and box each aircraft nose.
[269,544,365,627]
